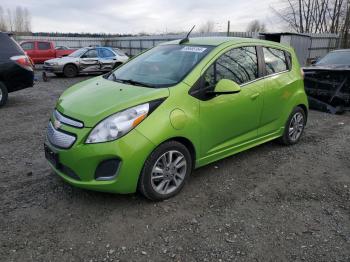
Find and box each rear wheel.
[279,106,306,145]
[0,82,8,107]
[63,64,78,77]
[138,141,193,201]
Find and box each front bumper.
[45,117,155,194]
[43,64,63,73]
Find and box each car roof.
[161,37,292,49]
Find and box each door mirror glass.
[214,79,241,94]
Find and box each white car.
[43,47,129,77]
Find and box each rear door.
[36,42,55,63]
[98,48,116,71]
[257,46,293,136]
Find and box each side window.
[21,42,34,50]
[99,48,115,58]
[263,47,288,75]
[82,49,98,58]
[204,46,258,89]
[38,42,51,50]
[285,51,292,70]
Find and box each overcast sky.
[1,0,285,34]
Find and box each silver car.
[43,47,129,77]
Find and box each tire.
[63,64,78,78]
[278,106,306,145]
[0,82,8,107]
[138,141,193,201]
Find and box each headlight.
[49,62,58,66]
[86,103,149,144]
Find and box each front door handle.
[251,93,260,100]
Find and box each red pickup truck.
[20,41,76,64]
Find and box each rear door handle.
[251,93,260,100]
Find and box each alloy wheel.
[150,150,187,195]
[288,112,304,142]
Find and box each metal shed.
[260,32,312,66]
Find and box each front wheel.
[0,82,8,107]
[279,106,306,145]
[138,141,193,201]
[63,64,78,78]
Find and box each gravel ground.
[0,73,349,262]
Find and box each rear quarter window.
[263,47,288,75]
[0,33,24,60]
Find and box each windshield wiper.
[113,78,154,88]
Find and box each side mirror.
[213,79,241,95]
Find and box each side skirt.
[195,128,284,168]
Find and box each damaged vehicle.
[43,47,129,77]
[303,49,350,114]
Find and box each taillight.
[10,55,33,71]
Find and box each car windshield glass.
[68,48,87,58]
[108,44,213,88]
[316,51,350,65]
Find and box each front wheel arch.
[63,63,78,77]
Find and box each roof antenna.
[179,25,195,44]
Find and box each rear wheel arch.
[297,104,308,122]
[113,62,122,69]
[0,81,9,107]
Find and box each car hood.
[56,76,170,127]
[303,64,350,71]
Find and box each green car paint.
[45,37,308,196]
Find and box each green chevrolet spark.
[45,37,308,200]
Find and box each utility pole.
[227,20,230,36]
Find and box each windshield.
[108,44,213,88]
[316,51,350,66]
[68,48,88,58]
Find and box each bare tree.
[340,0,350,47]
[0,5,32,33]
[23,7,31,32]
[198,20,215,33]
[271,0,348,34]
[14,6,24,32]
[0,6,7,31]
[6,8,13,31]
[246,20,267,32]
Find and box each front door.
[80,49,100,72]
[198,46,263,159]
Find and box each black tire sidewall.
[63,64,78,78]
[0,82,8,107]
[138,141,193,201]
[282,107,306,145]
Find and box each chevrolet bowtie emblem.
[54,119,62,129]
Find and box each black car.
[0,32,34,107]
[303,49,350,114]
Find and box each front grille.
[47,122,76,149]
